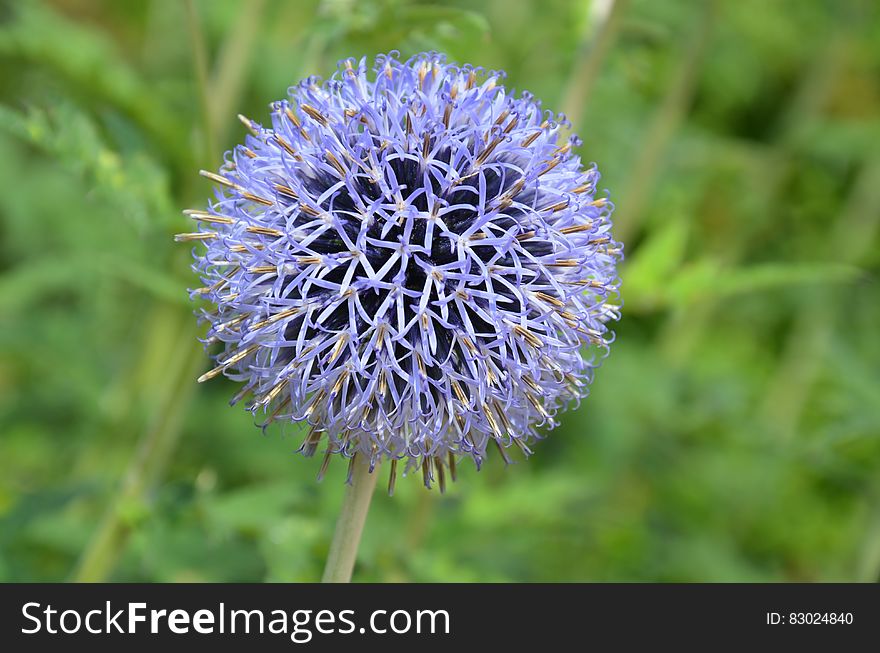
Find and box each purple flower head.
[178,52,621,490]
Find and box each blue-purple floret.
[180,52,621,485]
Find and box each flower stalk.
[321,456,379,583]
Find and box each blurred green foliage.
[1,0,879,582]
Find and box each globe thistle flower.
[177,52,621,491]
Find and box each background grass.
[1,0,879,582]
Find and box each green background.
[1,0,879,582]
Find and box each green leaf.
[0,2,188,169]
[668,261,862,305]
[314,3,491,61]
[625,216,861,310]
[203,482,305,536]
[392,5,491,56]
[622,217,690,310]
[0,102,175,227]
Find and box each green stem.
[72,0,264,582]
[614,1,714,244]
[760,158,880,439]
[72,319,202,582]
[658,33,846,366]
[211,0,267,147]
[321,456,379,583]
[560,0,629,125]
[184,0,218,164]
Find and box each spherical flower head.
[178,52,622,489]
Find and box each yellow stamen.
[300,103,328,126]
[174,232,216,242]
[237,114,258,136]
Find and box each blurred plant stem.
[614,1,714,245]
[72,0,264,582]
[856,490,880,582]
[184,0,218,164]
[72,314,202,582]
[184,0,265,161]
[660,32,848,365]
[321,457,379,583]
[560,0,628,126]
[760,158,880,439]
[203,0,267,148]
[762,157,880,581]
[755,32,877,440]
